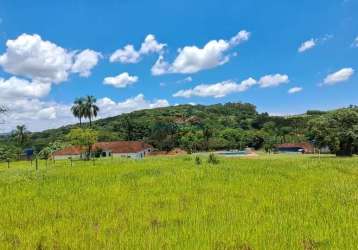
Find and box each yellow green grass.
[0,155,358,249]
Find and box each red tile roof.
[53,146,83,156]
[93,141,153,154]
[53,141,153,156]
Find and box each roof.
[53,146,83,156]
[276,143,314,152]
[53,141,153,156]
[93,141,153,154]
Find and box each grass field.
[0,155,358,249]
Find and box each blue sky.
[0,0,357,131]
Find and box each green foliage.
[0,144,19,161]
[66,128,98,158]
[207,153,219,164]
[194,155,202,165]
[12,102,358,154]
[308,108,358,156]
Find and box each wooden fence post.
[7,159,10,169]
[35,157,38,171]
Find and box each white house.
[53,141,153,160]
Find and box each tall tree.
[83,96,99,127]
[67,128,98,160]
[308,109,358,156]
[71,98,85,127]
[13,125,28,148]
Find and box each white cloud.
[0,33,101,83]
[1,94,170,132]
[323,68,354,85]
[110,34,166,64]
[109,45,141,64]
[352,36,358,48]
[229,30,251,46]
[0,76,51,99]
[298,39,316,53]
[298,35,333,53]
[139,34,166,54]
[259,74,289,88]
[152,30,250,75]
[176,76,193,83]
[173,77,257,98]
[0,97,74,132]
[97,94,169,118]
[103,72,138,88]
[0,34,73,83]
[288,87,303,94]
[71,49,102,77]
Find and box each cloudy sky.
[0,0,357,132]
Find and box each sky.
[0,0,357,132]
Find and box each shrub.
[194,156,202,165]
[207,153,219,165]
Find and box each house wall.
[54,154,82,160]
[54,148,153,160]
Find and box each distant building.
[275,143,314,154]
[53,141,153,160]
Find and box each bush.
[207,153,219,165]
[194,156,202,165]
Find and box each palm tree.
[83,95,99,127]
[14,125,28,147]
[71,98,85,126]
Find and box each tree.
[71,97,86,127]
[13,125,29,148]
[67,128,98,159]
[0,144,19,161]
[83,96,99,127]
[308,109,358,156]
[149,119,178,151]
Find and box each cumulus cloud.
[71,49,102,77]
[323,68,354,85]
[258,74,289,88]
[288,87,303,94]
[352,36,358,48]
[298,39,316,53]
[0,97,75,132]
[103,72,138,88]
[110,34,166,64]
[97,94,169,118]
[0,76,51,99]
[0,33,101,83]
[152,30,250,75]
[1,94,170,132]
[173,78,257,98]
[0,34,73,83]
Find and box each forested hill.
[27,102,324,152]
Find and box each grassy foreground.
[0,155,357,249]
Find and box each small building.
[53,141,153,160]
[275,143,314,154]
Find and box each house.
[53,141,153,160]
[275,143,314,154]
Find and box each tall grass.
[0,155,357,249]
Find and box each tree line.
[1,98,358,159]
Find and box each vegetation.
[66,128,98,159]
[308,108,358,156]
[2,100,358,158]
[71,95,99,127]
[0,155,357,249]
